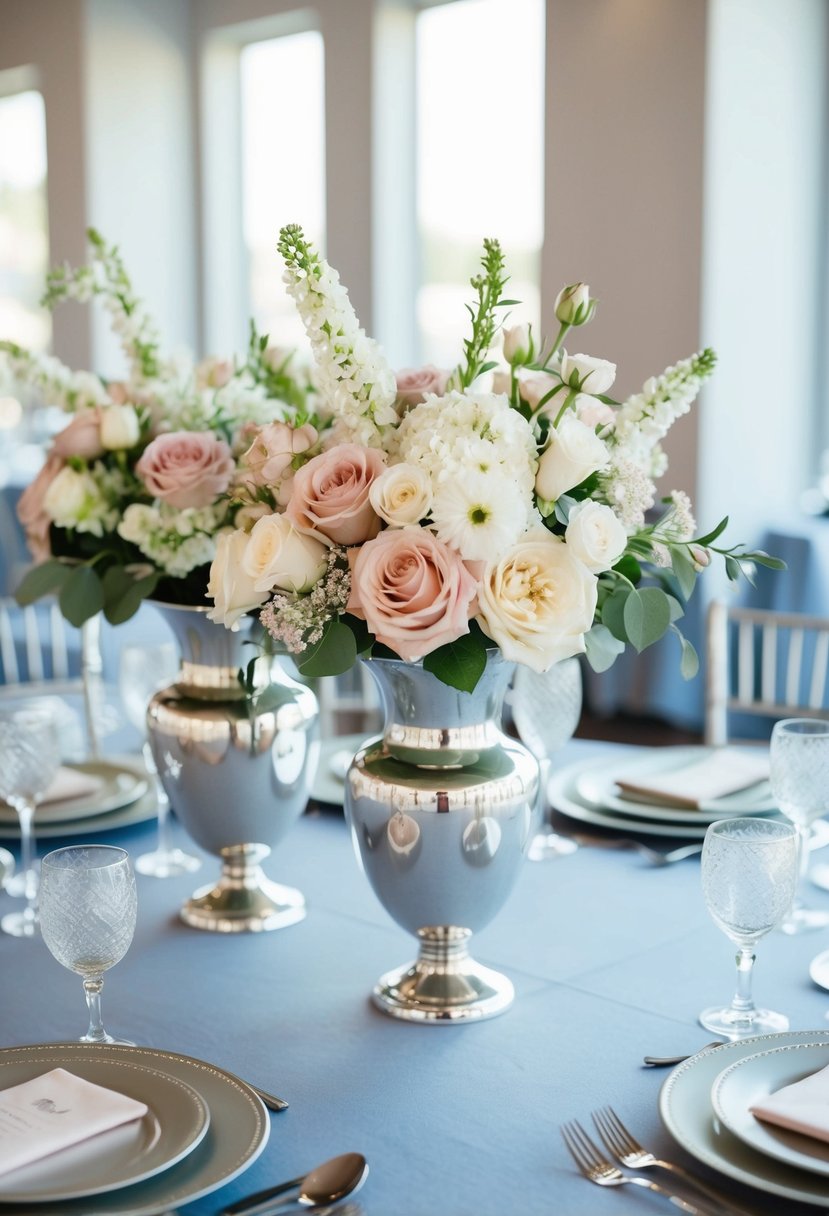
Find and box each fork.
[560,1120,720,1214]
[592,1106,755,1216]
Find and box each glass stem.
[730,946,757,1016]
[794,823,811,904]
[143,740,172,859]
[83,975,108,1042]
[17,799,37,924]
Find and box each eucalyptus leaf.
[423,629,488,693]
[102,567,160,625]
[670,546,697,601]
[14,560,72,606]
[59,565,104,627]
[296,618,357,677]
[671,625,700,680]
[666,594,685,623]
[584,624,626,673]
[623,587,671,653]
[553,494,577,526]
[601,588,632,642]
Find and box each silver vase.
[344,651,539,1023]
[146,603,319,933]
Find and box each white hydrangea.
[118,501,226,576]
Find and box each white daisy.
[430,469,529,562]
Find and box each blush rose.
[286,443,385,546]
[136,431,235,509]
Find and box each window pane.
[240,31,325,349]
[416,0,544,367]
[0,89,49,352]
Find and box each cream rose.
[502,323,534,365]
[347,528,478,662]
[242,421,318,488]
[368,464,432,527]
[207,529,268,630]
[515,369,562,413]
[51,410,104,460]
[576,395,616,429]
[477,529,598,672]
[100,404,140,450]
[43,466,97,528]
[560,353,617,395]
[242,512,327,594]
[395,366,449,410]
[564,501,628,573]
[286,443,385,546]
[136,431,234,509]
[554,282,594,326]
[535,415,609,502]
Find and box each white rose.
[516,369,562,412]
[564,501,628,573]
[502,323,534,365]
[554,282,595,326]
[560,353,616,395]
[207,529,268,630]
[369,464,433,527]
[576,395,616,429]
[242,512,327,594]
[100,404,140,450]
[477,529,598,671]
[535,415,609,502]
[234,502,272,533]
[43,466,96,527]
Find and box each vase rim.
[149,599,212,615]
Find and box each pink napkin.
[751,1062,829,1143]
[41,767,104,805]
[615,748,769,809]
[0,1068,148,1177]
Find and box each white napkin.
[615,748,769,809]
[751,1061,829,1144]
[0,1068,148,1178]
[41,767,104,805]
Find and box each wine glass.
[769,718,829,934]
[0,705,60,937]
[119,644,201,878]
[511,657,582,860]
[699,816,798,1038]
[39,845,137,1045]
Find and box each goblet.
[770,718,829,934]
[0,706,60,937]
[511,657,582,860]
[39,845,137,1045]
[699,817,798,1038]
[119,644,201,878]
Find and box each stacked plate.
[0,1042,270,1214]
[549,745,778,839]
[0,760,155,840]
[661,1031,829,1207]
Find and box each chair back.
[0,596,82,688]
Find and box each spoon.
[221,1152,369,1216]
[642,1040,726,1067]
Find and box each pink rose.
[395,366,450,410]
[51,409,104,460]
[17,455,64,561]
[286,443,385,546]
[196,357,234,389]
[242,422,318,488]
[347,528,479,662]
[136,430,235,508]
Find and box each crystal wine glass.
[699,816,798,1038]
[119,644,201,878]
[511,657,582,860]
[770,718,829,934]
[0,706,61,937]
[39,845,137,1045]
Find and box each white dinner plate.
[0,760,149,827]
[0,786,158,840]
[0,1053,210,1202]
[711,1042,829,1176]
[660,1031,829,1207]
[311,733,375,806]
[0,1043,270,1216]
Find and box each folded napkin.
[42,766,104,805]
[615,748,769,809]
[0,1067,148,1178]
[751,1062,829,1143]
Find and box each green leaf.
[14,560,72,606]
[252,683,300,714]
[622,587,672,653]
[554,494,577,526]
[665,594,685,622]
[341,613,373,655]
[694,516,729,547]
[670,546,698,601]
[748,552,787,571]
[58,565,105,627]
[423,631,488,693]
[584,624,625,673]
[725,554,744,583]
[101,566,160,625]
[671,625,700,680]
[612,554,641,584]
[601,588,631,642]
[296,618,357,678]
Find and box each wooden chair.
[705,600,829,745]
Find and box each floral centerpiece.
[2,229,313,626]
[204,224,780,692]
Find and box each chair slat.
[0,600,20,684]
[50,601,69,679]
[785,629,804,709]
[760,623,777,705]
[809,631,829,708]
[23,605,44,682]
[737,620,754,704]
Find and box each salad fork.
[560,1119,719,1214]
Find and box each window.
[0,87,49,353]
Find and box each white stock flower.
[207,529,268,630]
[369,464,433,527]
[430,469,529,562]
[564,500,628,573]
[560,353,616,396]
[100,404,140,450]
[242,512,328,594]
[535,414,609,502]
[477,529,598,671]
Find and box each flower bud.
[100,404,140,450]
[554,283,596,327]
[502,323,534,366]
[689,544,711,570]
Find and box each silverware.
[248,1083,289,1112]
[572,834,703,865]
[220,1152,368,1216]
[642,1041,725,1067]
[560,1119,719,1214]
[592,1105,755,1216]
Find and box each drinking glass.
[39,845,137,1045]
[0,706,60,937]
[699,817,798,1038]
[770,718,829,934]
[511,657,582,860]
[119,644,201,878]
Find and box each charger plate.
[0,761,149,827]
[0,787,158,840]
[659,1030,829,1207]
[0,1043,269,1216]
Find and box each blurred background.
[0,0,827,735]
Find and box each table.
[2,738,829,1215]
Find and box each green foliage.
[423,625,489,693]
[296,618,357,678]
[59,566,104,627]
[450,239,512,391]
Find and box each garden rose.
[576,395,616,428]
[369,464,432,527]
[347,528,478,661]
[206,529,268,630]
[564,500,627,573]
[554,282,595,326]
[560,353,617,395]
[51,409,104,460]
[136,431,234,509]
[515,369,561,412]
[286,443,385,546]
[16,455,63,561]
[395,366,449,409]
[100,404,140,450]
[243,421,318,487]
[535,415,609,502]
[477,529,597,671]
[242,512,327,594]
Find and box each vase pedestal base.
[180,845,306,934]
[371,926,514,1023]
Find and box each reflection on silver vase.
[146,603,319,933]
[344,652,539,1023]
